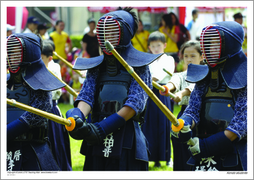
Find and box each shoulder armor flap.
[221,52,247,89]
[73,44,163,70]
[186,64,209,83]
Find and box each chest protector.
[92,56,132,122]
[196,69,235,138]
[7,84,30,124]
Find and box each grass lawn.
[58,103,181,171]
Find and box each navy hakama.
[48,100,72,171]
[141,88,173,162]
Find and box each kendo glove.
[66,108,88,140]
[7,118,30,141]
[84,113,126,146]
[188,131,235,160]
[171,115,193,143]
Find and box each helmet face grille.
[7,36,23,73]
[96,16,121,55]
[200,26,222,67]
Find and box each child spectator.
[37,23,49,40]
[141,31,175,167]
[165,40,203,170]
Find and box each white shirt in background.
[169,70,195,106]
[149,54,175,84]
[48,60,62,100]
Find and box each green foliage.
[69,137,85,171]
[58,103,181,171]
[69,35,83,49]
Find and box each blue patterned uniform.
[76,66,151,115]
[182,80,247,171]
[68,8,164,171]
[7,86,60,171]
[7,33,65,171]
[175,21,247,171]
[75,65,152,170]
[20,90,52,126]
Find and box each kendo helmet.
[200,21,244,68]
[96,7,138,55]
[6,33,65,91]
[73,8,163,70]
[7,33,42,73]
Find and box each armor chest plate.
[196,86,235,138]
[92,70,132,122]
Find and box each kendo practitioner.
[172,21,247,171]
[7,33,65,171]
[66,7,163,171]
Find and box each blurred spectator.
[159,13,179,62]
[233,12,244,25]
[23,16,40,33]
[37,23,50,40]
[159,12,190,66]
[171,12,191,51]
[7,24,15,37]
[159,14,178,51]
[187,9,201,41]
[69,71,82,92]
[166,40,203,171]
[131,19,150,52]
[233,12,247,56]
[50,20,72,64]
[81,18,99,58]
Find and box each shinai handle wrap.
[7,98,76,131]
